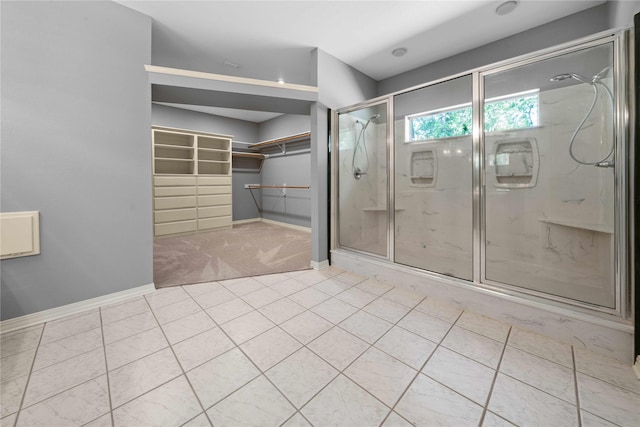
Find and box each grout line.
[573,347,583,427]
[377,308,462,426]
[98,307,116,427]
[142,295,215,427]
[478,326,512,426]
[11,320,46,427]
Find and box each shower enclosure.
[333,30,629,317]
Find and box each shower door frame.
[331,28,631,320]
[332,99,393,260]
[477,32,630,318]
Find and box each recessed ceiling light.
[495,0,519,16]
[392,47,407,57]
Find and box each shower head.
[370,114,381,121]
[550,73,572,82]
[550,72,592,84]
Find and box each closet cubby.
[152,127,233,237]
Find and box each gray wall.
[608,0,640,28]
[257,114,312,227]
[378,3,612,95]
[258,114,310,141]
[0,1,152,320]
[152,104,258,140]
[151,104,260,221]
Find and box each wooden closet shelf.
[248,132,311,149]
[232,152,266,159]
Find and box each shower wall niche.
[334,32,627,317]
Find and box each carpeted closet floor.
[154,221,311,288]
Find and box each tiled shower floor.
[1,267,638,426]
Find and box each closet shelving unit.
[153,126,233,237]
[237,131,312,212]
[231,131,311,173]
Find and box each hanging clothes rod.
[246,185,310,189]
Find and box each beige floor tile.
[105,327,168,371]
[456,311,510,343]
[423,347,495,405]
[363,297,411,324]
[207,376,295,426]
[161,310,216,344]
[108,348,181,408]
[339,311,393,344]
[173,327,235,372]
[397,310,451,343]
[266,348,338,408]
[23,347,105,407]
[32,328,103,371]
[396,373,483,426]
[302,375,388,426]
[258,298,306,325]
[240,327,301,371]
[442,326,504,369]
[187,348,259,408]
[500,346,575,404]
[489,373,579,427]
[112,375,201,427]
[205,298,254,325]
[0,325,43,359]
[17,376,109,427]
[345,347,417,407]
[375,326,436,370]
[307,326,370,371]
[310,298,359,324]
[219,311,275,344]
[280,311,332,344]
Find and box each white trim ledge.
[232,217,311,233]
[260,218,311,233]
[0,283,156,334]
[331,249,634,364]
[310,259,330,270]
[232,218,262,225]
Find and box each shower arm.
[567,79,615,168]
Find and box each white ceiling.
[118,0,605,121]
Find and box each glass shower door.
[336,102,389,257]
[483,43,616,307]
[394,76,474,280]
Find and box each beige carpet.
[153,221,311,288]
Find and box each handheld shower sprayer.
[352,114,381,179]
[549,66,614,168]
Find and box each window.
[406,89,539,142]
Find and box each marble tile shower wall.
[395,132,473,280]
[484,83,615,305]
[338,120,388,254]
[340,83,616,307]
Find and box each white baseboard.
[232,217,311,233]
[310,259,330,270]
[232,218,261,225]
[0,283,156,334]
[259,218,312,233]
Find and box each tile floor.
[1,267,639,426]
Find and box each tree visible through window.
[407,90,539,141]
